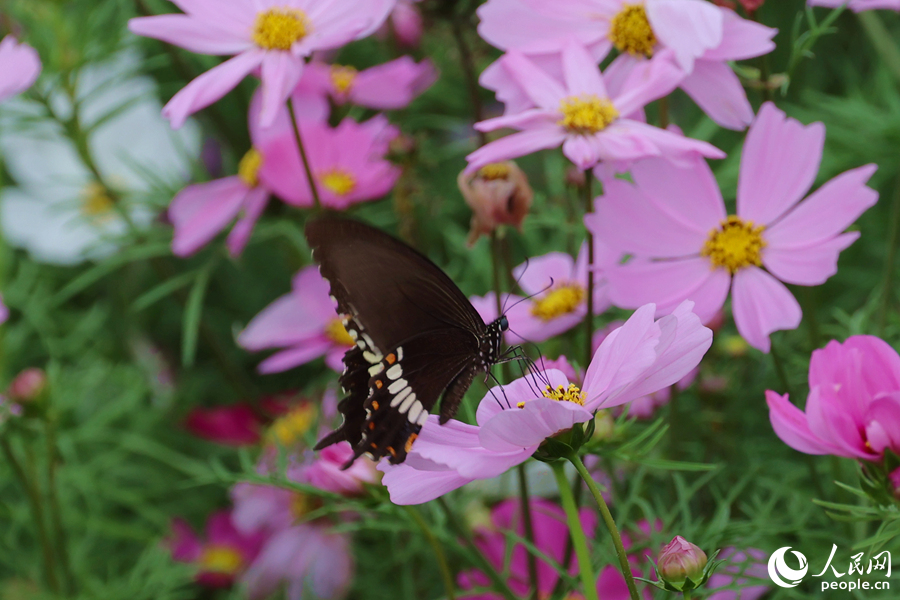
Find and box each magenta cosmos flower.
[591,103,878,352]
[301,56,437,110]
[0,36,41,102]
[168,510,267,588]
[238,265,354,373]
[185,403,265,446]
[128,0,394,128]
[259,115,400,209]
[767,335,900,461]
[380,302,712,504]
[809,0,900,11]
[466,42,723,173]
[459,498,597,599]
[477,0,776,129]
[169,147,271,256]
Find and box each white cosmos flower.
[0,50,200,265]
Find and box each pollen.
[558,95,619,134]
[478,163,511,181]
[238,148,263,187]
[530,283,586,321]
[319,169,357,196]
[330,65,358,94]
[324,318,355,346]
[701,215,767,274]
[252,8,309,50]
[609,4,657,58]
[543,384,586,406]
[199,545,244,575]
[80,182,115,219]
[268,404,316,447]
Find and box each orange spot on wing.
[375,380,383,389]
[371,400,379,410]
[386,353,396,364]
[404,433,418,453]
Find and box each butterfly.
[306,216,510,467]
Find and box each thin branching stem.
[551,461,599,600]
[404,506,456,600]
[287,97,322,210]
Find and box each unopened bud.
[8,368,47,403]
[459,161,533,246]
[658,536,708,585]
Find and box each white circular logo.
[768,547,809,588]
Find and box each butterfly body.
[306,216,508,467]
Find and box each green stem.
[517,464,540,600]
[404,507,456,600]
[1,438,60,593]
[551,462,599,600]
[858,11,900,85]
[878,174,900,334]
[769,341,793,398]
[568,454,640,600]
[46,417,75,593]
[583,171,595,368]
[436,498,519,600]
[287,97,322,210]
[658,96,669,129]
[683,590,693,600]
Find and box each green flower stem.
[1,437,60,593]
[583,171,595,368]
[858,11,900,85]
[287,97,322,210]
[568,454,640,600]
[683,590,693,600]
[436,498,519,600]
[551,461,599,600]
[878,174,900,334]
[403,506,456,600]
[517,464,540,600]
[46,417,75,594]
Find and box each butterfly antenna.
[486,370,512,409]
[501,257,531,314]
[503,277,556,315]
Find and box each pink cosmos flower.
[705,548,770,600]
[380,302,712,504]
[169,147,270,256]
[305,442,381,496]
[302,56,437,110]
[185,404,264,446]
[591,103,878,352]
[466,42,723,173]
[809,0,900,11]
[168,511,266,588]
[767,335,900,461]
[0,36,41,102]
[128,0,394,128]
[477,0,776,130]
[259,116,401,209]
[458,498,597,599]
[238,266,354,373]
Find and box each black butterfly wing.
[305,216,486,351]
[306,216,492,465]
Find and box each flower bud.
[889,467,900,500]
[7,368,47,403]
[658,536,708,585]
[739,0,765,14]
[459,161,533,246]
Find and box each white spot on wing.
[368,363,384,376]
[391,386,412,408]
[388,378,407,394]
[399,392,417,414]
[386,364,403,380]
[408,400,423,423]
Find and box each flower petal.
[479,398,593,450]
[169,177,247,256]
[762,232,858,286]
[226,187,269,256]
[646,0,724,72]
[703,9,776,62]
[466,127,567,173]
[679,60,753,130]
[497,51,567,110]
[127,15,252,55]
[737,102,825,225]
[258,51,305,128]
[730,267,801,353]
[561,40,608,97]
[766,390,841,456]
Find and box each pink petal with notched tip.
[351,57,437,110]
[225,187,269,256]
[477,0,610,55]
[163,49,265,129]
[605,258,731,324]
[170,177,247,257]
[731,266,801,353]
[762,232,858,286]
[126,15,252,55]
[736,103,825,225]
[379,454,477,505]
[466,127,568,174]
[679,60,754,130]
[765,164,878,249]
[766,391,843,455]
[646,0,724,72]
[702,8,776,61]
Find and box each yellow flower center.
[478,163,511,181]
[324,318,354,346]
[267,404,316,447]
[199,545,244,575]
[238,148,263,187]
[530,283,586,321]
[558,95,619,134]
[543,383,586,405]
[330,65,358,94]
[80,183,115,218]
[319,169,357,196]
[701,215,767,274]
[609,4,657,58]
[252,8,309,50]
